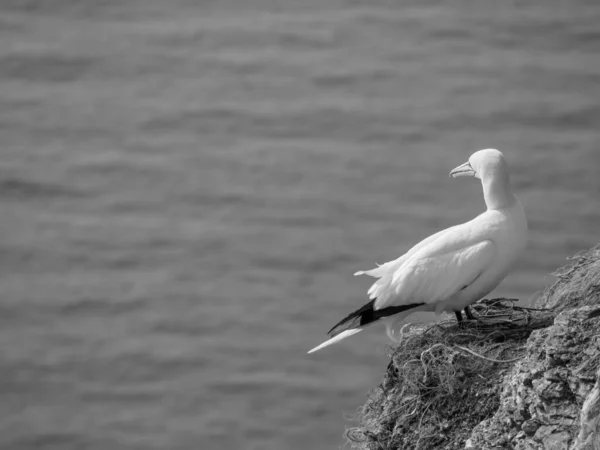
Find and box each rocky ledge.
[347,245,600,450]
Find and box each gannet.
[308,149,528,354]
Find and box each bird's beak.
[449,161,476,178]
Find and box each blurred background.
[1,0,599,449]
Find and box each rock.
[572,367,600,449]
[521,419,540,436]
[469,306,600,450]
[542,430,571,450]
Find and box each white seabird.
[308,149,528,354]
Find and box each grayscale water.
[1,1,599,449]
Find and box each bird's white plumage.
[307,149,528,354]
[390,240,495,307]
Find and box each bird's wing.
[356,221,483,305]
[354,225,461,279]
[375,238,496,310]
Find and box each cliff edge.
[347,245,600,450]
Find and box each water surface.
[1,1,599,449]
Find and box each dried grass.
[539,244,600,312]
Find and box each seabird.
[308,149,528,354]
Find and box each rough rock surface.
[467,306,600,450]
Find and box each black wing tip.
[326,300,427,338]
[327,299,375,337]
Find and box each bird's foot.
[454,311,463,323]
[464,306,476,321]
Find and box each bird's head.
[449,148,507,181]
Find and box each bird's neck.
[482,175,516,210]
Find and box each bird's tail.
[307,299,425,354]
[307,328,363,354]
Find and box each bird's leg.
[454,311,463,323]
[464,306,475,321]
